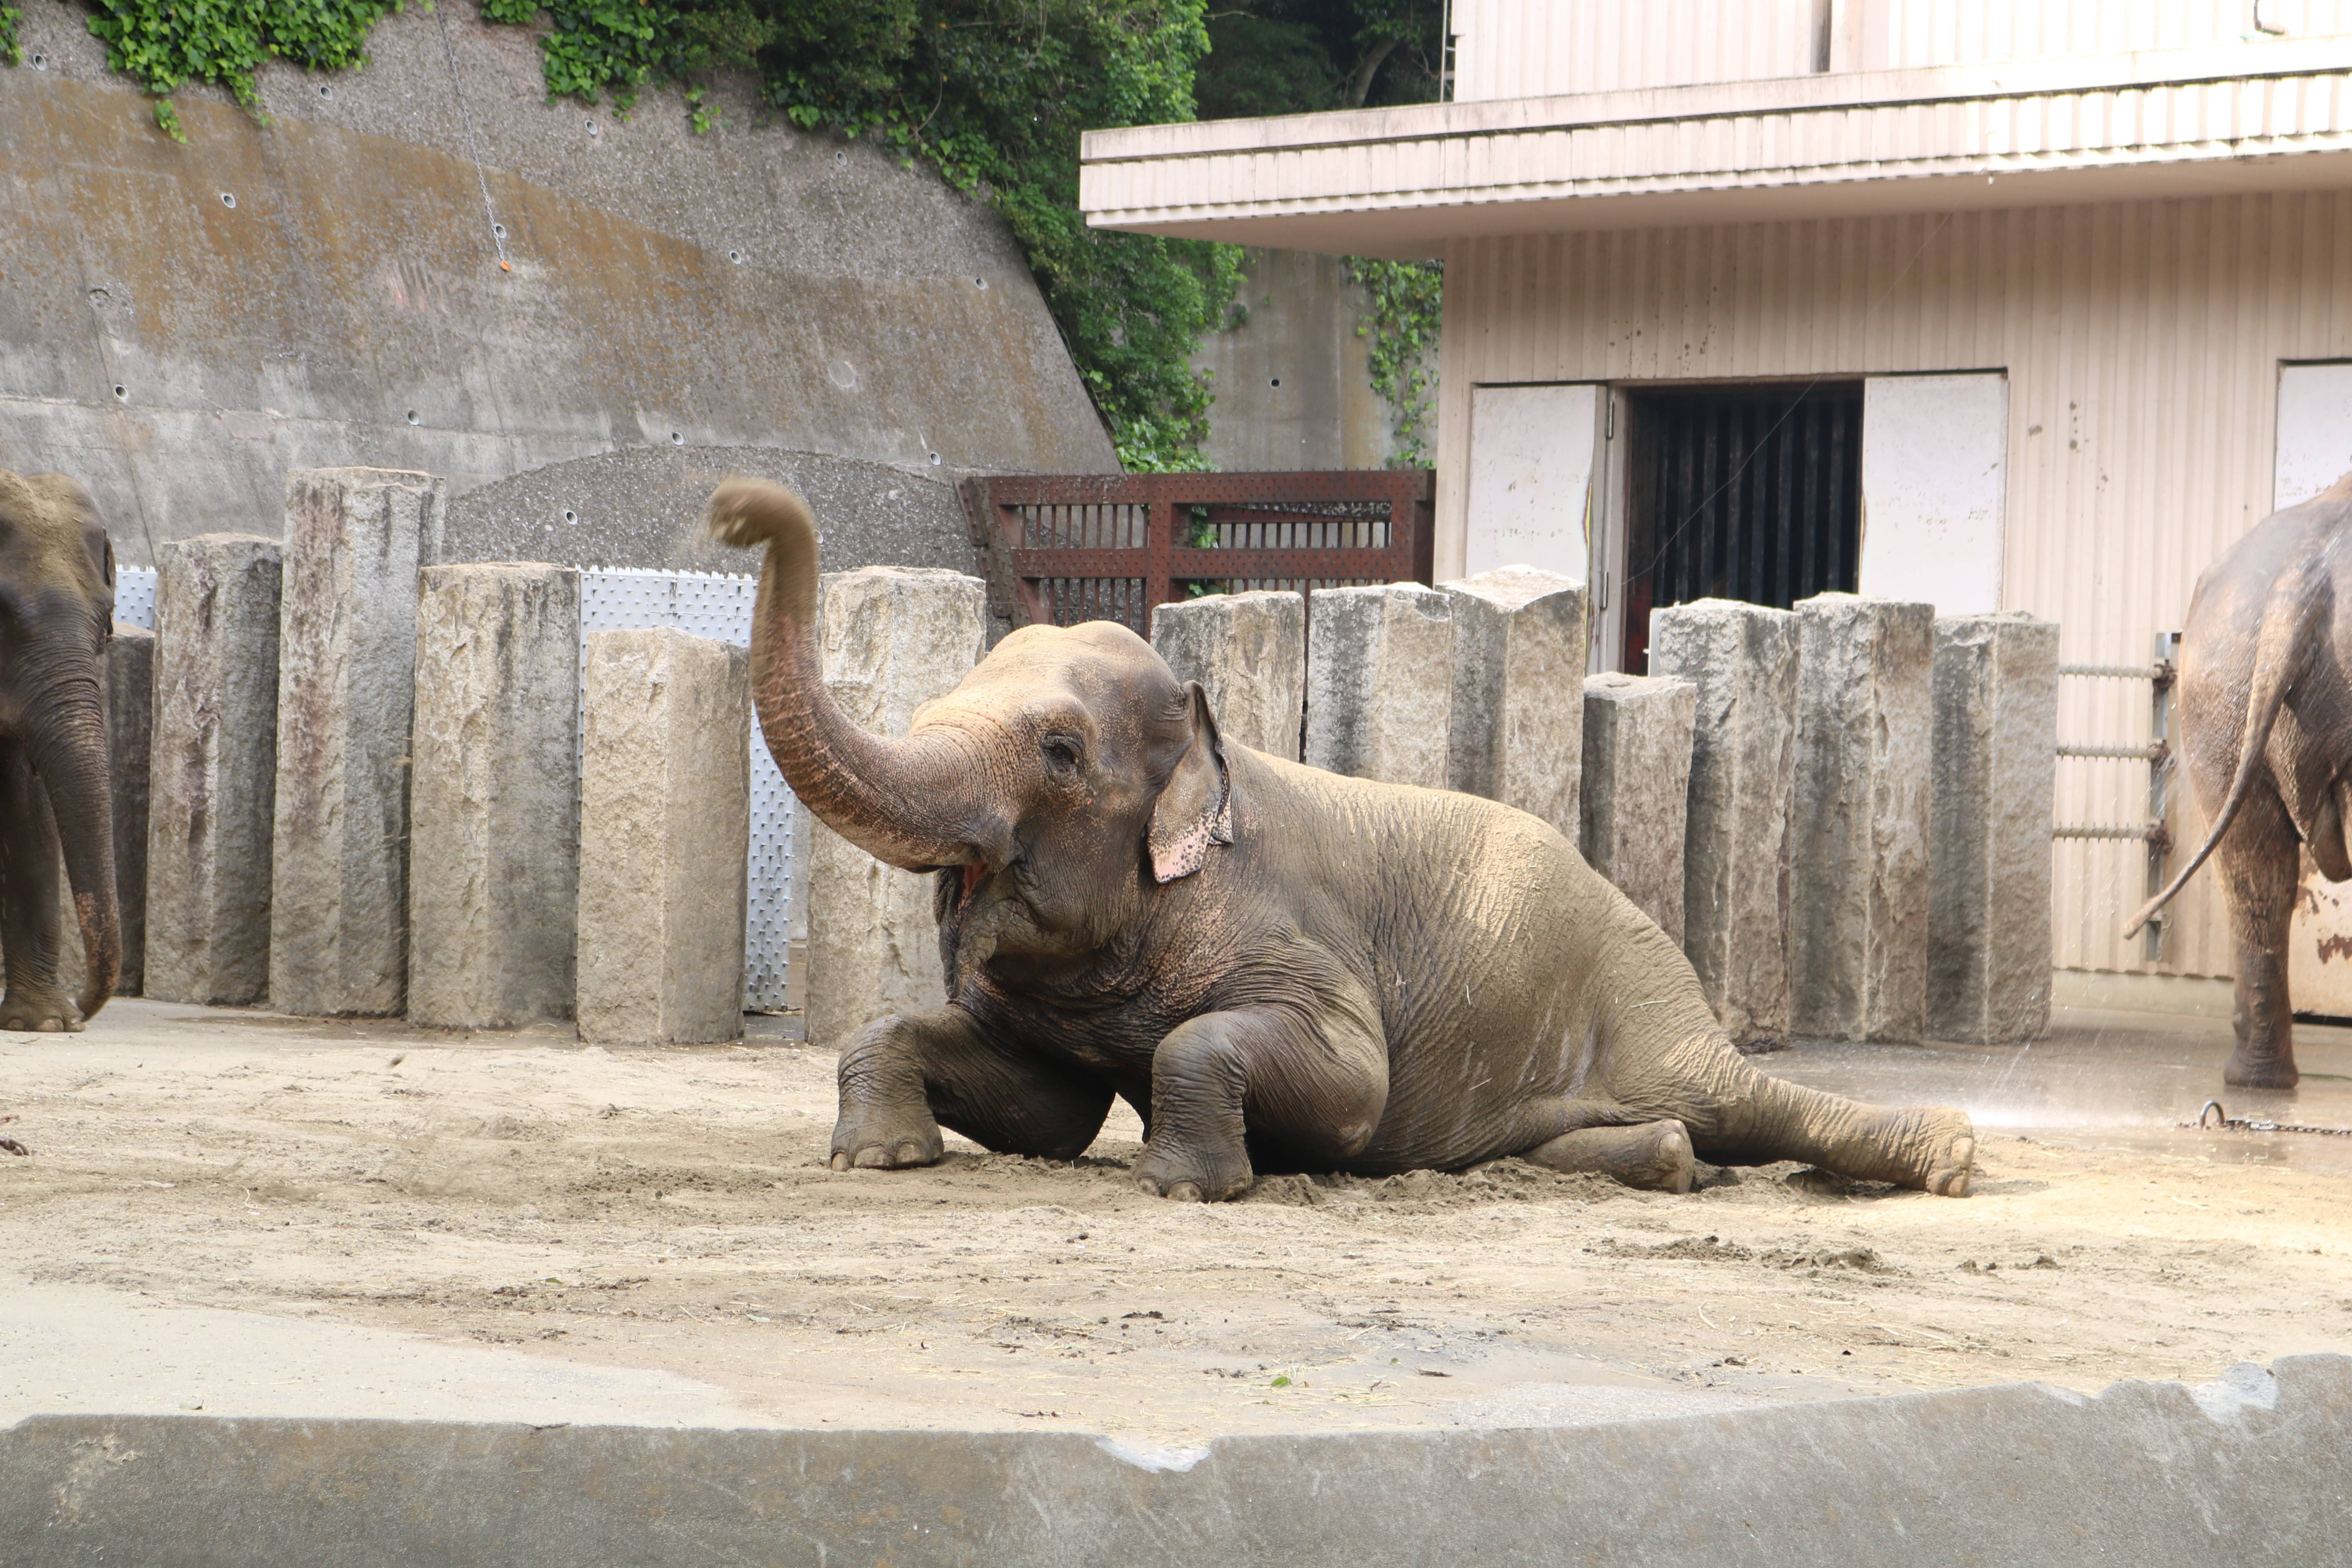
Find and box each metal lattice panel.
[579,568,795,1011]
[116,567,156,630]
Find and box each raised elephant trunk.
[706,478,992,872]
[24,654,119,1022]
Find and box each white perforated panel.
[115,566,156,630]
[579,568,795,1011]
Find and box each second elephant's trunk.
[706,479,997,871]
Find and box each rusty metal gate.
[965,471,1434,635]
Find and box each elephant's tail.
[2124,546,2327,938]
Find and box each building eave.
[1079,37,2352,256]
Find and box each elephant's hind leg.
[1524,1121,1695,1193]
[831,1007,1112,1171]
[1621,1036,1975,1196]
[0,742,77,1033]
[2218,789,2302,1089]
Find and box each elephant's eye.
[1040,737,1082,776]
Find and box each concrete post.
[1648,599,1799,1050]
[1149,590,1305,760]
[1304,584,1452,787]
[145,535,282,1006]
[1928,612,2059,1044]
[407,564,581,1030]
[52,625,157,1000]
[1788,593,1936,1043]
[1443,566,1587,840]
[270,468,443,1017]
[577,629,751,1045]
[805,566,986,1049]
[1579,672,1696,945]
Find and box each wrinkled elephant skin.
[710,479,1976,1199]
[0,469,121,1032]
[2131,472,2352,1089]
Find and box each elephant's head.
[707,479,1230,975]
[0,470,119,1021]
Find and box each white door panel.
[1857,373,2008,615]
[1464,384,1601,583]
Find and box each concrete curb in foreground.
[6,1356,2348,1567]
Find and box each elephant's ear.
[1147,682,1233,884]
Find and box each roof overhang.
[1079,36,2352,258]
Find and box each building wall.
[0,6,1113,567]
[1453,0,2352,104]
[1192,250,1398,472]
[1436,192,2352,978]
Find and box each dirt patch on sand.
[4,1002,2350,1443]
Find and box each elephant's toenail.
[1167,1181,1203,1202]
[829,1152,851,1172]
[894,1142,924,1164]
[854,1147,890,1169]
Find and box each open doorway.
[1619,381,1863,671]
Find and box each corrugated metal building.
[1079,2,2352,1004]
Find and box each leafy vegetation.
[6,0,1444,469]
[1346,257,1443,466]
[0,8,22,69]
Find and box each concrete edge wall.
[4,1356,2345,1566]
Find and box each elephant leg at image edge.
[831,1007,1114,1170]
[1614,1034,1976,1195]
[2217,789,2302,1090]
[0,741,78,1033]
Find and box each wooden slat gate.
[965,471,1434,635]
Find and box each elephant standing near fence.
[0,469,121,1031]
[2130,472,2352,1089]
[708,477,1976,1200]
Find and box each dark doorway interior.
[1620,381,1864,671]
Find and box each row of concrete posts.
[73,470,751,1043]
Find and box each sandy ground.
[4,998,2351,1444]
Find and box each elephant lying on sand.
[0,469,120,1031]
[710,479,1975,1198]
[2129,472,2352,1089]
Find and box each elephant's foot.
[1524,1120,1695,1194]
[2223,1049,2300,1091]
[1132,1138,1253,1203]
[829,1104,945,1171]
[1887,1107,1975,1197]
[0,989,81,1033]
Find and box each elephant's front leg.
[1132,1006,1387,1202]
[831,1006,1113,1170]
[0,742,76,1033]
[2217,792,2302,1089]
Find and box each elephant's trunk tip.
[704,477,815,555]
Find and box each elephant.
[0,469,121,1032]
[2128,472,2352,1090]
[708,478,1976,1199]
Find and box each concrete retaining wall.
[2,1358,2343,1566]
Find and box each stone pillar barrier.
[270,468,443,1017]
[146,535,282,1005]
[1579,672,1696,945]
[407,564,581,1029]
[1648,599,1799,1049]
[1304,584,1452,787]
[805,567,986,1049]
[1928,612,2059,1044]
[577,629,751,1045]
[1443,566,1587,840]
[1149,590,1305,760]
[1789,593,1936,1043]
[53,624,156,999]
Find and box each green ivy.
[64,0,402,140]
[0,7,23,69]
[1345,256,1442,468]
